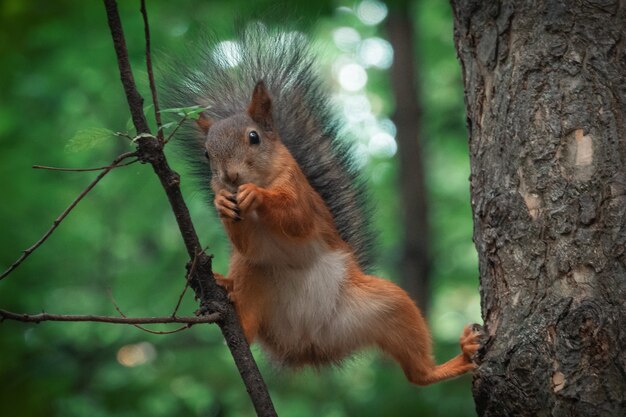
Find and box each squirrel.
[165,24,481,385]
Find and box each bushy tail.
[162,23,376,271]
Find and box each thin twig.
[32,158,139,173]
[172,281,191,318]
[164,114,187,144]
[171,250,199,317]
[0,309,220,325]
[115,131,134,141]
[107,290,190,335]
[140,0,163,141]
[130,324,190,335]
[0,151,138,281]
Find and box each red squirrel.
[167,26,480,385]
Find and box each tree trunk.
[387,2,431,312]
[450,1,626,416]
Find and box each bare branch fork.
[102,1,277,415]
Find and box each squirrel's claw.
[215,189,242,221]
[460,323,483,364]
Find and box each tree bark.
[387,2,431,312]
[451,1,626,416]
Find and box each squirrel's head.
[197,81,285,193]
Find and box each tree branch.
[101,1,276,415]
[0,309,219,325]
[0,151,138,281]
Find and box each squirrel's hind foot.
[460,323,484,365]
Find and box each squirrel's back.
[164,23,375,271]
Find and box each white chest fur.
[263,247,348,347]
[238,211,390,362]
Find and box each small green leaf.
[160,105,205,118]
[125,116,134,132]
[65,128,115,153]
[184,107,205,119]
[158,121,177,132]
[159,106,189,114]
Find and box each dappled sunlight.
[356,0,388,26]
[117,342,157,367]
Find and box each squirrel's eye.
[248,130,260,145]
[204,150,209,160]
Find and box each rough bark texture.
[387,3,431,312]
[451,1,626,416]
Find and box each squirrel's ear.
[247,81,273,131]
[196,111,213,134]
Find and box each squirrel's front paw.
[237,183,263,214]
[214,189,241,221]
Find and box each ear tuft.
[247,81,273,130]
[196,111,213,134]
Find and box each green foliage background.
[0,1,478,416]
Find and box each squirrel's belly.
[261,248,346,351]
[258,248,380,365]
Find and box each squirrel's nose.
[222,169,239,185]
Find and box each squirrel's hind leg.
[369,278,481,385]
